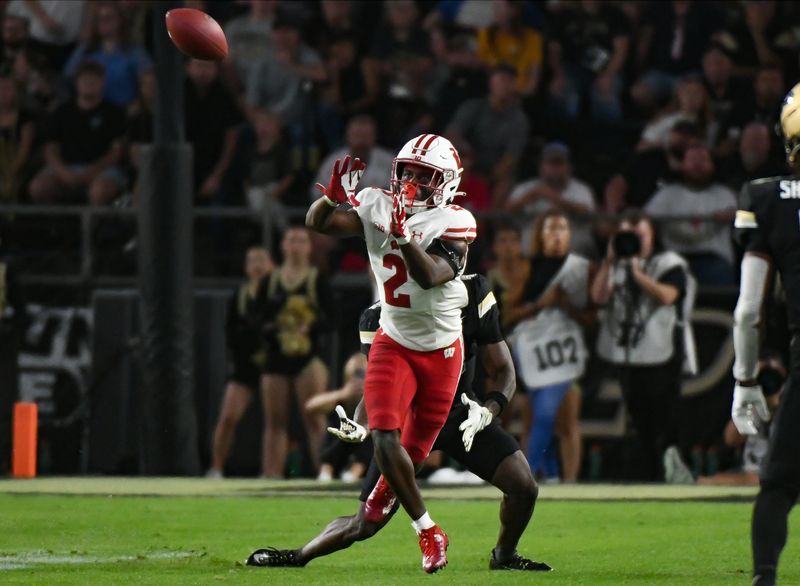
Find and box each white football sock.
[411,512,435,532]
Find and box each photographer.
[591,210,697,481]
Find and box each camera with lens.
[613,230,641,258]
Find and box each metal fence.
[0,203,739,291]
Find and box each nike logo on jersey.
[444,347,455,359]
[779,180,800,198]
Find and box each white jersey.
[354,187,476,351]
[510,254,591,388]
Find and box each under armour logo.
[443,347,455,359]
[411,230,423,240]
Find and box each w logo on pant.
[443,347,455,359]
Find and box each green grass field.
[0,478,796,585]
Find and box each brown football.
[165,8,228,61]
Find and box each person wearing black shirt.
[247,274,551,572]
[208,246,274,478]
[604,120,702,212]
[185,59,243,204]
[258,226,333,478]
[731,82,800,586]
[28,60,125,205]
[546,0,630,123]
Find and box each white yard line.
[0,550,203,571]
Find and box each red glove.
[315,155,365,207]
[390,186,411,245]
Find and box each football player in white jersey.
[306,134,476,573]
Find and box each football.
[165,8,228,61]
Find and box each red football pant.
[364,329,463,464]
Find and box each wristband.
[323,195,339,207]
[394,233,410,246]
[485,392,508,414]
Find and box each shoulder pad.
[440,206,477,242]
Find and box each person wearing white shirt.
[6,0,86,68]
[644,144,737,285]
[310,115,393,200]
[506,143,597,258]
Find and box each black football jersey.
[737,176,800,332]
[358,274,504,407]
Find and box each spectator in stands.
[236,109,295,221]
[644,144,737,285]
[723,65,785,155]
[259,226,332,478]
[185,59,243,204]
[488,222,528,321]
[455,142,491,214]
[310,115,392,200]
[0,72,34,202]
[305,352,371,482]
[8,42,54,113]
[365,0,432,102]
[547,0,630,123]
[64,1,151,108]
[430,30,487,130]
[504,210,592,481]
[207,245,274,479]
[317,32,378,149]
[631,1,722,111]
[5,0,87,70]
[506,143,597,259]
[604,120,702,213]
[304,0,370,57]
[701,42,751,151]
[592,210,696,482]
[725,0,790,76]
[364,0,433,148]
[1,13,30,66]
[223,0,277,92]
[29,61,125,205]
[476,0,543,96]
[246,14,326,144]
[720,121,786,191]
[638,76,715,151]
[446,65,529,204]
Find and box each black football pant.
[752,336,800,586]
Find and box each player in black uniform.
[246,274,551,571]
[731,82,800,586]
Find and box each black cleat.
[246,547,305,567]
[490,550,552,571]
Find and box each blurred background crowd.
[0,0,798,484]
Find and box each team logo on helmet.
[391,135,465,214]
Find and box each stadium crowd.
[1,0,798,483]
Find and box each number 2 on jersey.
[382,253,411,308]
